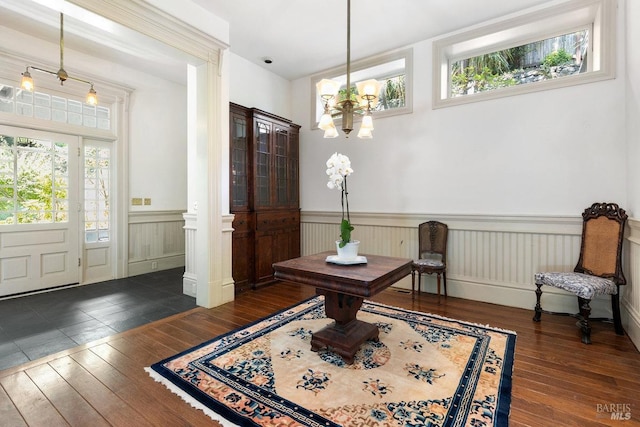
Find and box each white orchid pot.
[336,240,360,260]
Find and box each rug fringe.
[144,367,239,427]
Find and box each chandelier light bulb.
[316,79,341,98]
[86,85,98,105]
[357,126,372,139]
[361,114,374,131]
[21,69,34,92]
[324,122,339,138]
[319,111,335,131]
[356,79,381,97]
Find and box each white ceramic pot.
[336,240,360,260]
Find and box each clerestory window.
[450,30,590,97]
[432,0,615,108]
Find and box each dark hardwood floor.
[1,280,638,426]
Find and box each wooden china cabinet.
[229,103,301,292]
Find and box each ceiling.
[0,0,556,83]
[191,0,556,80]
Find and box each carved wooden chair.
[411,221,448,297]
[533,202,627,344]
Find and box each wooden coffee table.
[273,252,412,364]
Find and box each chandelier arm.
[341,0,354,135]
[27,66,94,86]
[346,0,351,100]
[65,75,94,86]
[60,13,64,73]
[28,66,57,78]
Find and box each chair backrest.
[574,202,627,285]
[418,221,448,263]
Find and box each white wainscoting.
[128,211,185,276]
[181,213,235,301]
[624,219,640,349]
[301,211,640,348]
[183,212,197,297]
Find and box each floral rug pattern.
[148,296,516,427]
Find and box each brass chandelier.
[316,0,380,139]
[20,13,98,105]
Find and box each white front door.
[0,125,80,296]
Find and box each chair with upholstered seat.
[533,202,627,344]
[412,221,448,297]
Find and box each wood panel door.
[0,126,80,297]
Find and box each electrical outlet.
[131,198,142,206]
[144,198,151,205]
[151,261,158,269]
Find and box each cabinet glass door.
[255,120,271,207]
[288,130,299,206]
[231,114,248,209]
[275,127,288,205]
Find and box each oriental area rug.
[147,296,516,427]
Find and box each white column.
[193,54,234,308]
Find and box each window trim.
[309,48,413,130]
[432,0,616,109]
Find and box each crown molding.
[67,0,229,63]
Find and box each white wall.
[128,80,187,211]
[229,53,292,119]
[627,0,640,217]
[292,4,628,218]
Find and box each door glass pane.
[0,134,69,224]
[84,145,110,242]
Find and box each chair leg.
[436,274,441,296]
[443,272,447,296]
[533,283,543,322]
[578,297,592,344]
[418,272,422,296]
[411,269,416,298]
[611,293,624,335]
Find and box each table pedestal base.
[311,290,379,364]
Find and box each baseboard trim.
[183,271,197,297]
[128,255,185,277]
[622,293,640,351]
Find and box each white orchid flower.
[325,152,355,247]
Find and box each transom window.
[0,82,111,130]
[433,0,615,108]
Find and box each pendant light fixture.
[316,0,380,139]
[20,13,98,105]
